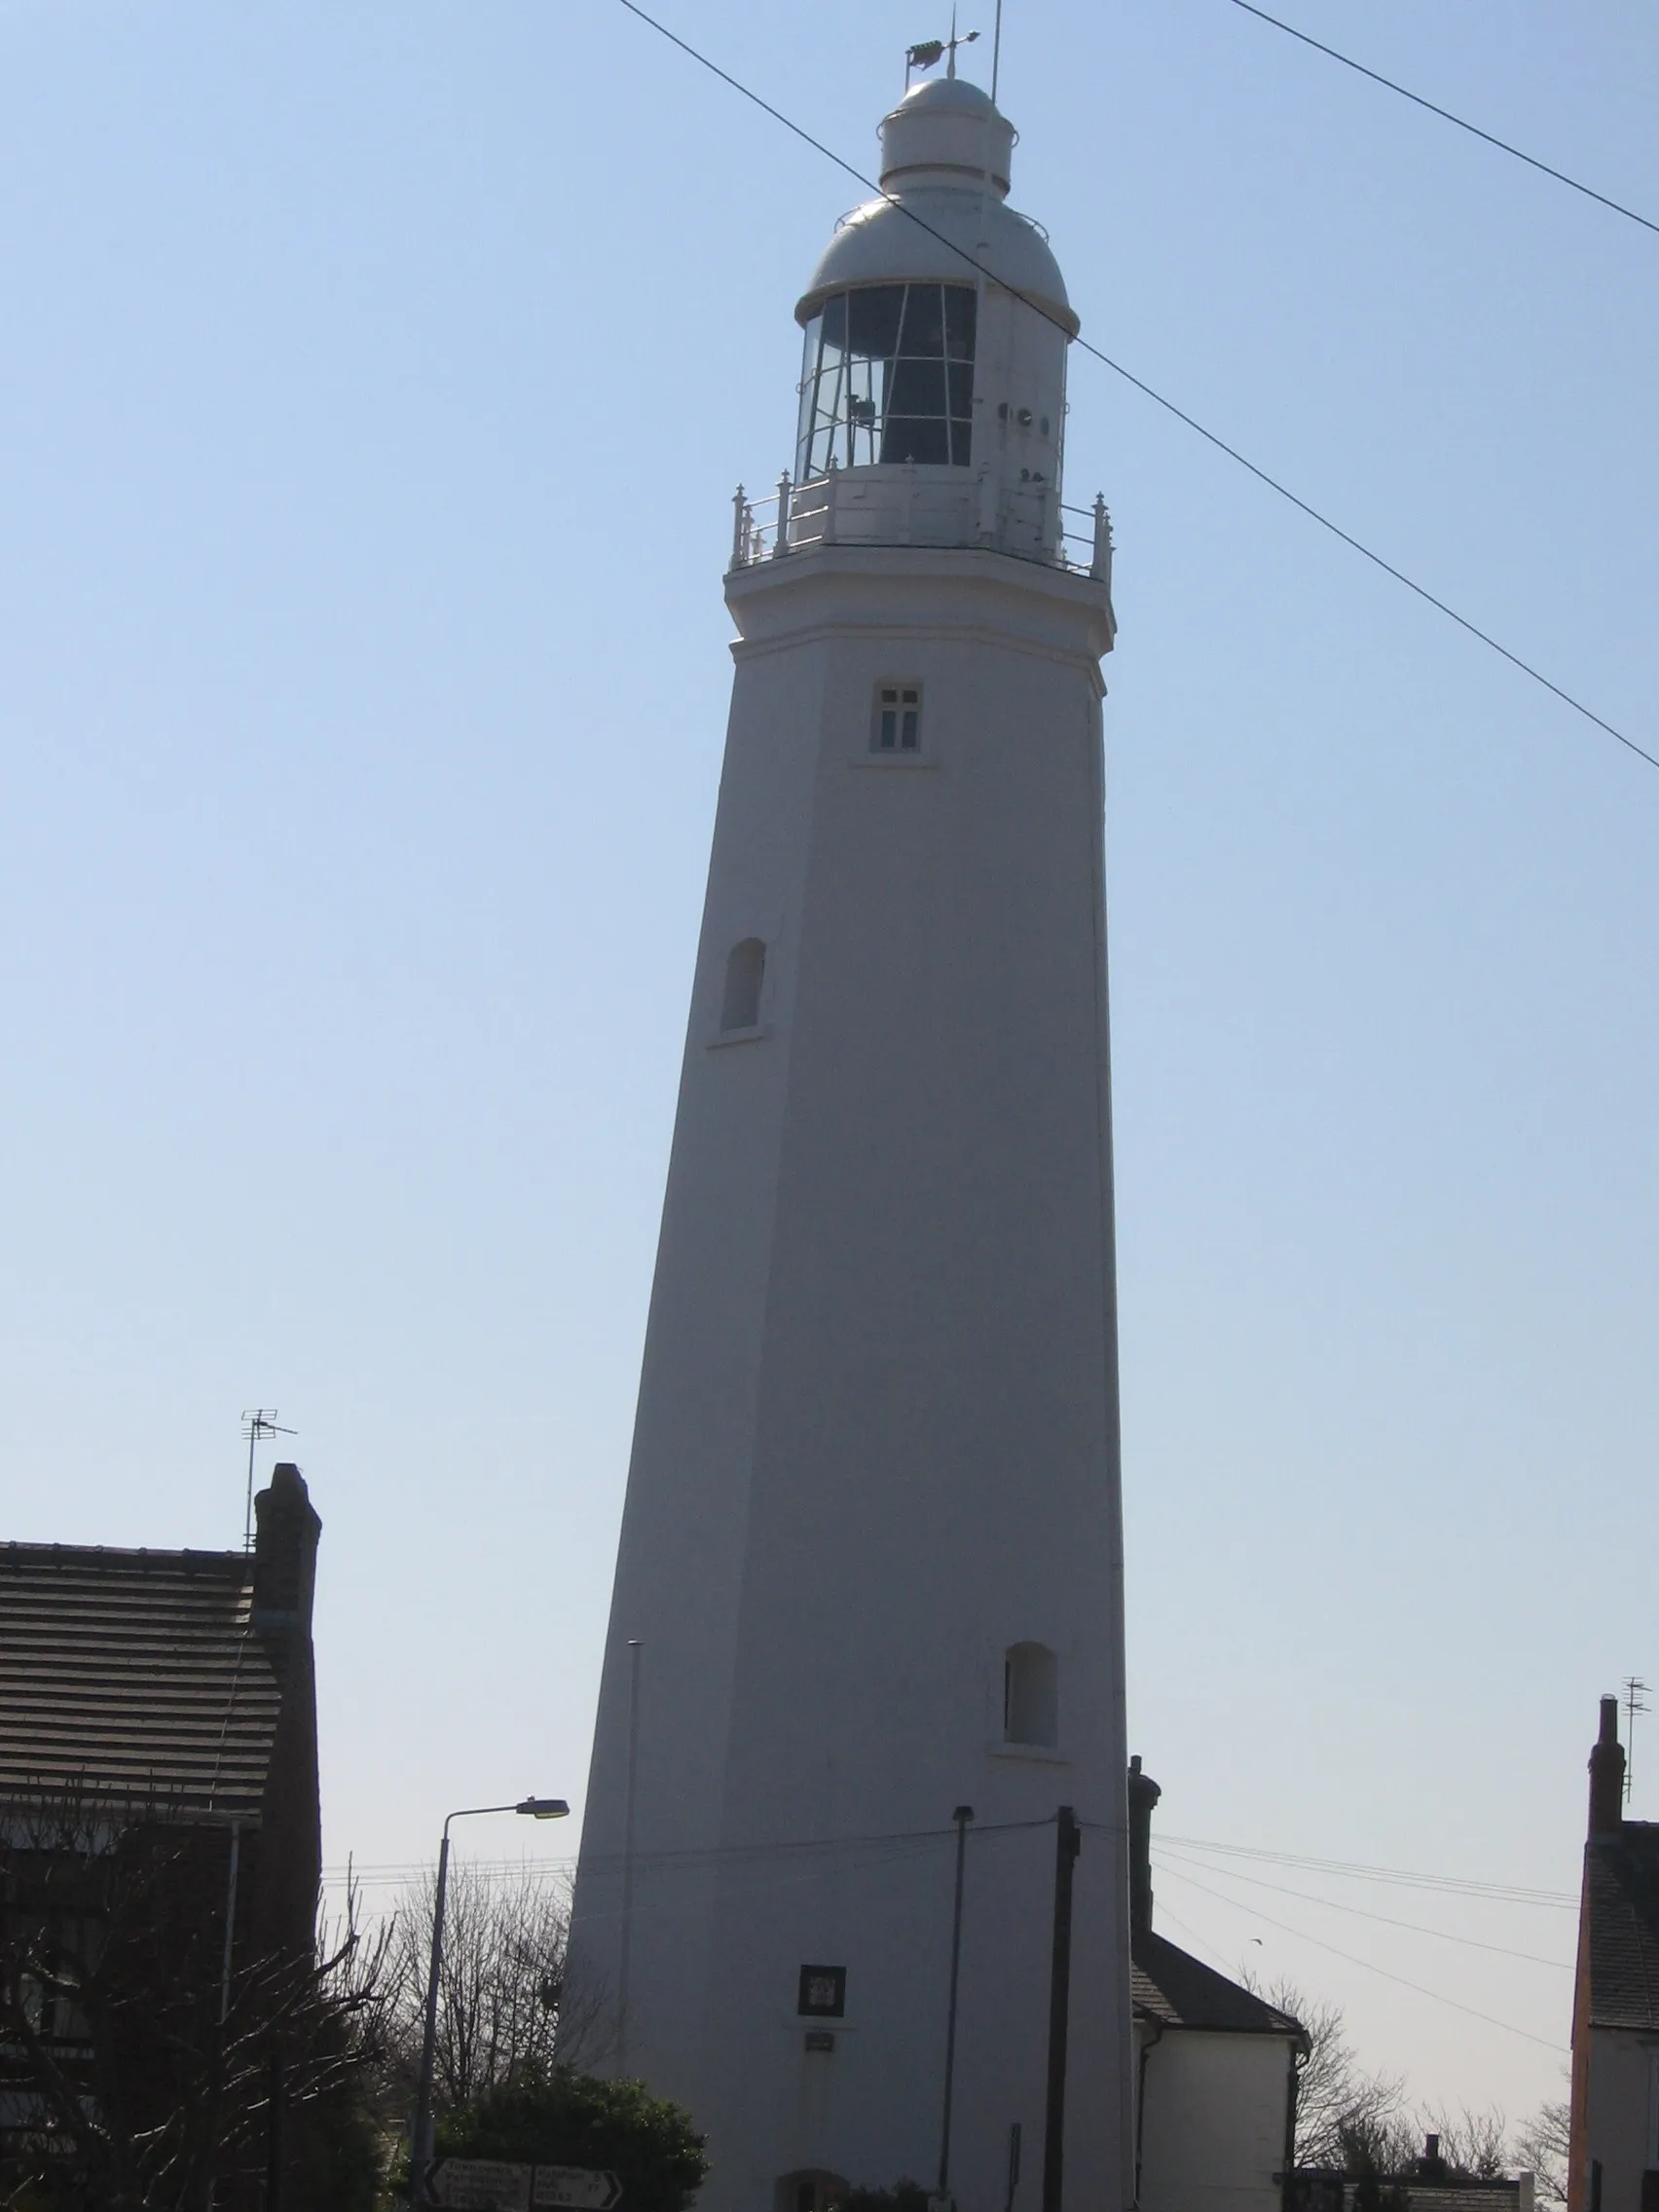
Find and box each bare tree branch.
[1513,2097,1570,2204]
[382,1860,608,2121]
[0,1787,389,2210]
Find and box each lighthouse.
[569,67,1133,2212]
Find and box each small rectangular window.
[874,683,922,753]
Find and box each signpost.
[535,2169,624,2209]
[425,2163,532,2211]
[423,2163,621,2212]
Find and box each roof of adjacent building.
[0,1543,281,1819]
[1294,2184,1525,2208]
[1407,2190,1528,2208]
[1132,1927,1303,2037]
[1583,1821,1659,2031]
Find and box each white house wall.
[1581,2027,1658,2210]
[1136,2027,1294,2212]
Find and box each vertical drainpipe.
[220,1818,242,2024]
[617,1638,643,2073]
[1281,2031,1309,2212]
[1134,2015,1162,2205]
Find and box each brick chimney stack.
[251,1462,321,1679]
[1589,1693,1626,1838]
[1128,1754,1162,1936]
[247,1463,323,1961]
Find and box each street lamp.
[409,1795,571,2197]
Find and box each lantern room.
[768,74,1086,566]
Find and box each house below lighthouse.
[569,65,1134,2212]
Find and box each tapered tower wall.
[570,72,1134,2212]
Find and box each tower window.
[1004,1642,1058,1749]
[797,1964,846,2017]
[796,283,977,476]
[873,684,922,753]
[720,938,766,1032]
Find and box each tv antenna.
[240,1409,296,1549]
[1624,1677,1649,1804]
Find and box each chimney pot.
[251,1462,322,1677]
[1589,1693,1626,1838]
[1127,1755,1162,1936]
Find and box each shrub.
[828,2185,933,2212]
[435,2066,708,2212]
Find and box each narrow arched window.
[721,938,766,1032]
[1004,1641,1058,1749]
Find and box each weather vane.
[905,8,979,88]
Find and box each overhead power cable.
[1150,1854,1567,2050]
[1158,1829,1577,1909]
[611,0,1656,779]
[1152,1845,1572,1968]
[1227,0,1659,240]
[320,1814,1055,1889]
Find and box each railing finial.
[731,485,748,571]
[1091,494,1113,584]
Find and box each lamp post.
[409,1795,570,2201]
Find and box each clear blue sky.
[3,0,1655,2134]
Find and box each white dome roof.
[794,78,1077,337]
[879,76,1014,193]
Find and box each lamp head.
[516,1796,571,1821]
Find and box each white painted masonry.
[1134,2026,1295,2212]
[569,73,1133,2212]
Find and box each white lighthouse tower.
[569,68,1133,2212]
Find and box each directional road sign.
[534,2167,623,2209]
[423,2161,621,2212]
[425,2161,532,2211]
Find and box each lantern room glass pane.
[881,418,949,465]
[846,285,905,358]
[898,284,946,356]
[796,282,977,479]
[888,358,946,417]
[944,287,977,359]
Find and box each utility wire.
[1152,1845,1572,1969]
[1152,1855,1567,2050]
[1150,1899,1246,1976]
[1227,0,1659,240]
[611,0,1656,778]
[326,1827,1578,1915]
[321,1814,1055,1888]
[1158,1829,1577,1909]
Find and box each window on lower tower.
[720,938,766,1032]
[1004,1641,1058,1748]
[873,684,921,753]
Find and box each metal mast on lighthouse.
[569,61,1132,2212]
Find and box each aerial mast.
[240,1408,296,1547]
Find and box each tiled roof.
[0,1543,281,1819]
[1132,1927,1303,2036]
[1584,1821,1659,2032]
[1409,2190,1526,2208]
[1294,2184,1524,2209]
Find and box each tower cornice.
[725,542,1115,669]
